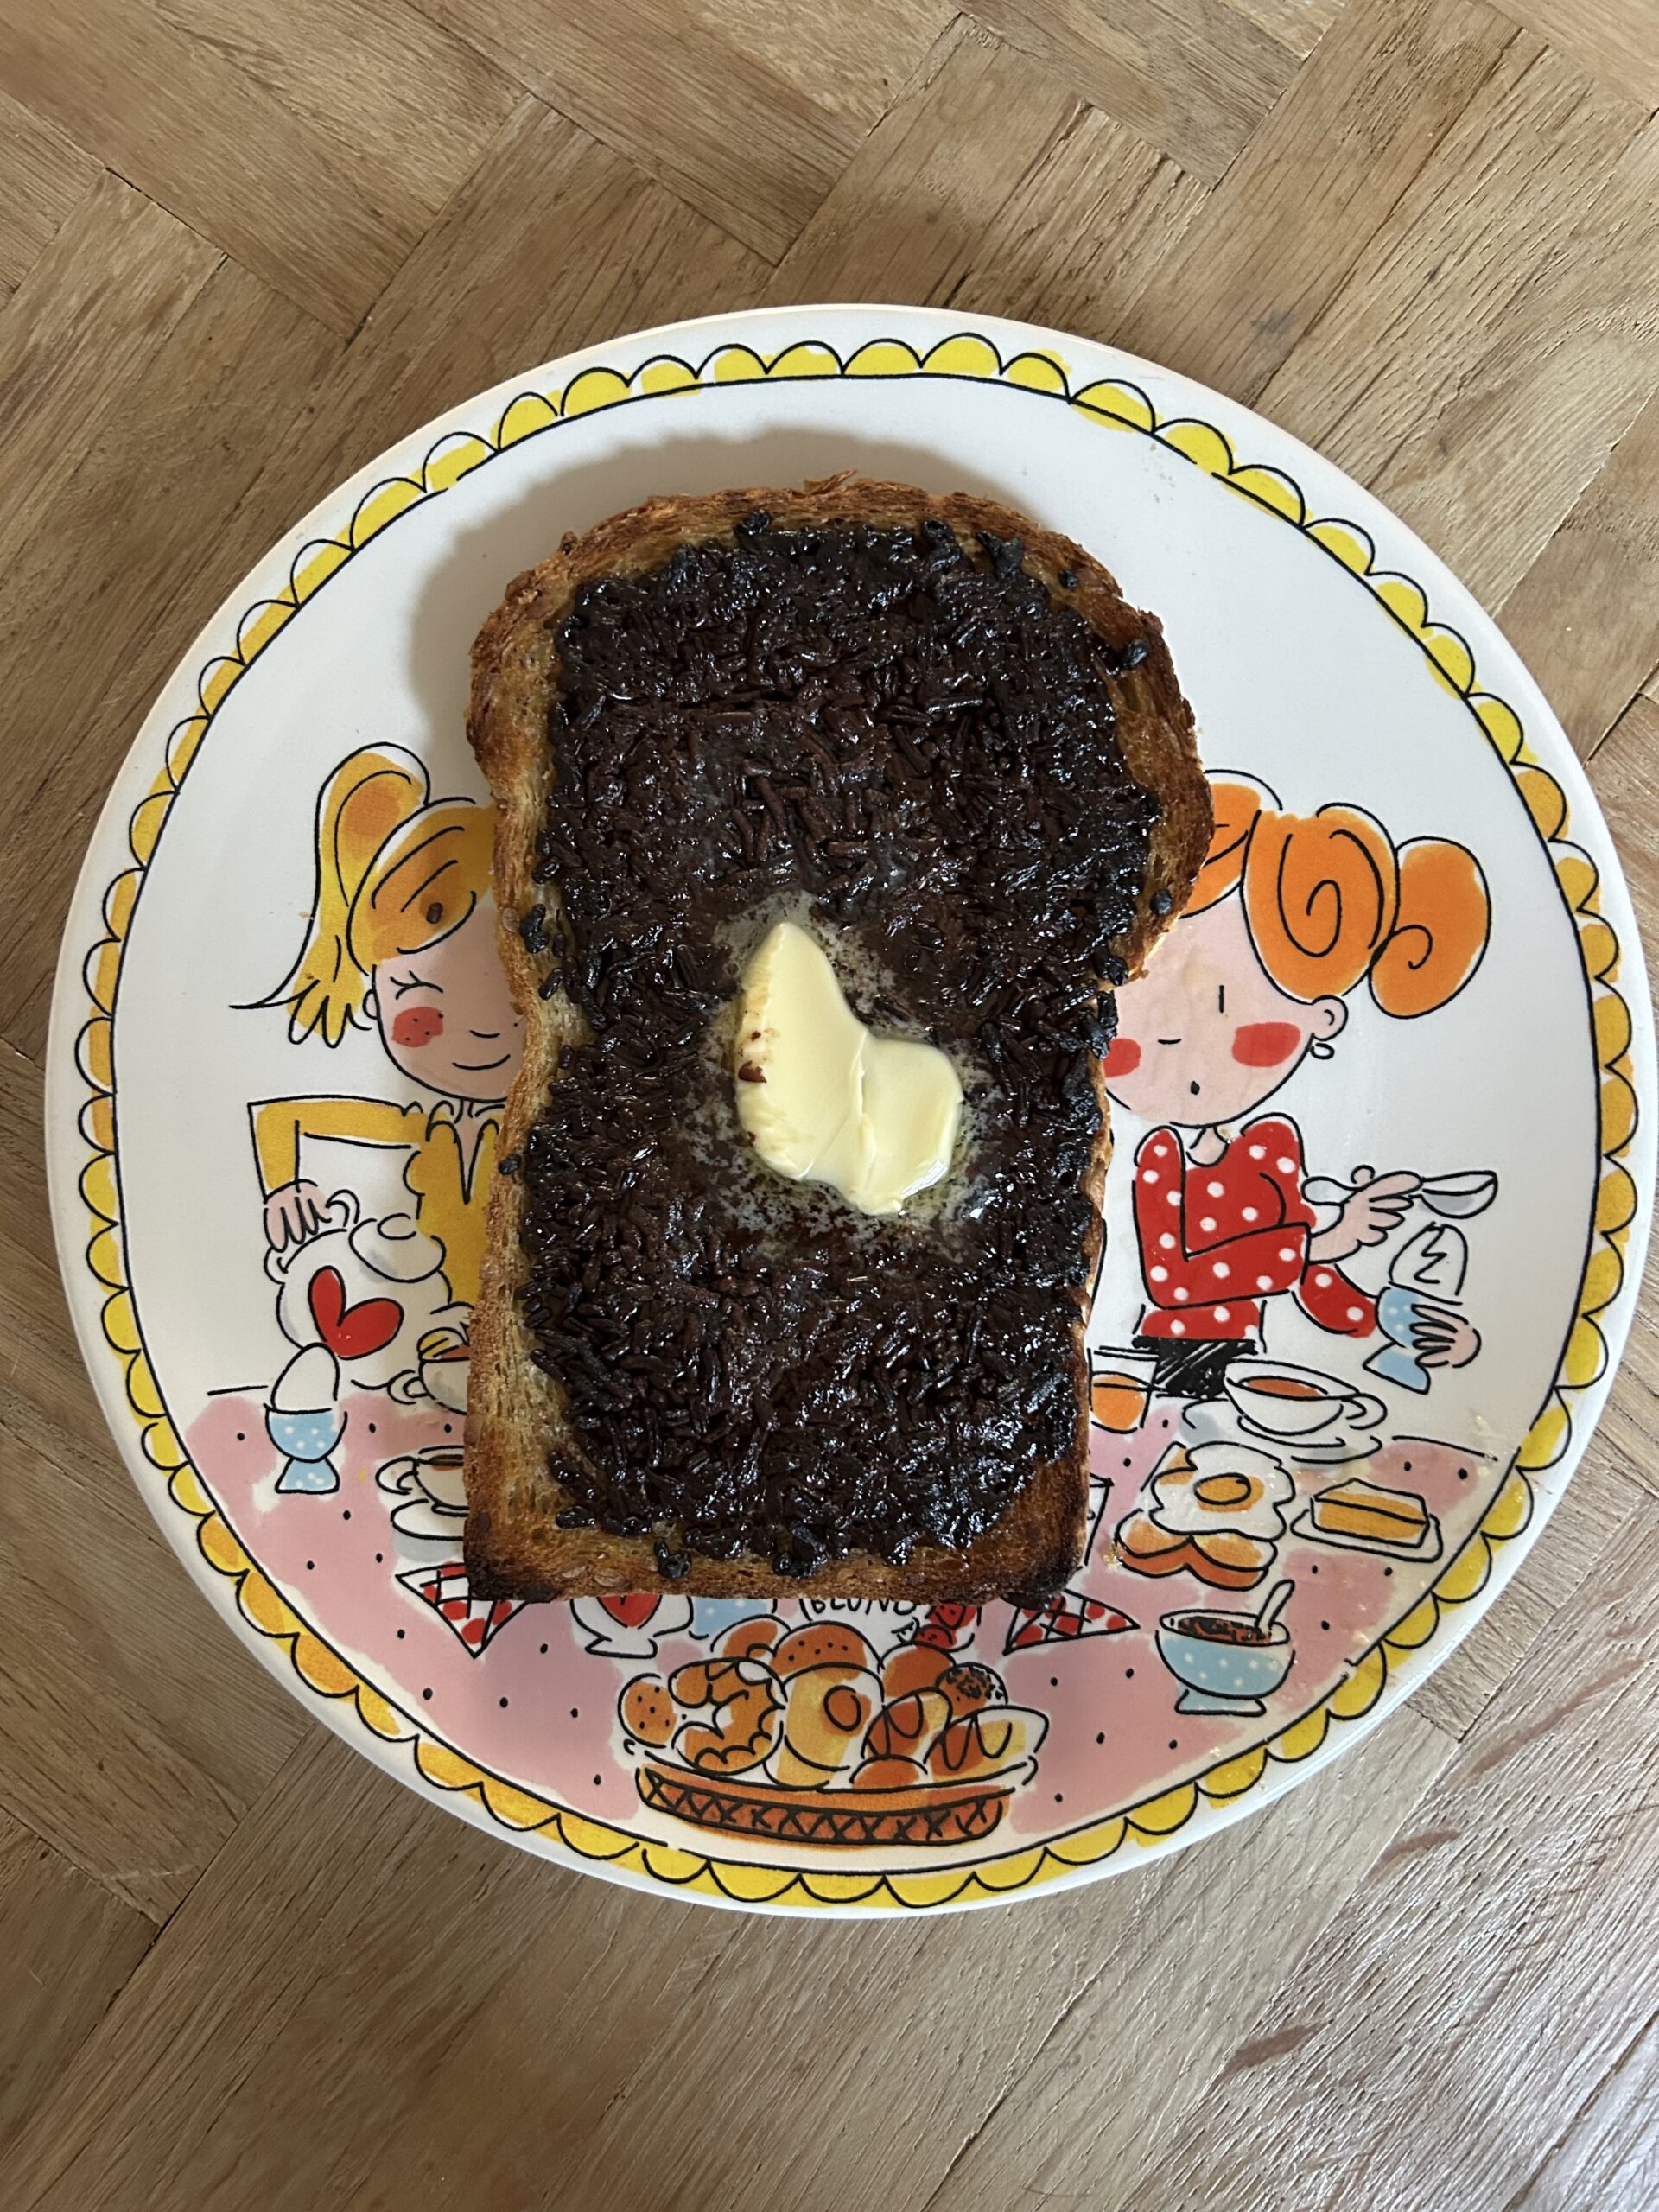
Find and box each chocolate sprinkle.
[518,518,1158,1573]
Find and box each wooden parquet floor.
[1,3,1656,2205]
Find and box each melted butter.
[733,921,963,1216]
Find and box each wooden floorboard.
[1,0,1655,2198]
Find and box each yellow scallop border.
[70,330,1640,1910]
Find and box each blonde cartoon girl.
[251,746,523,1308]
[1103,776,1490,1399]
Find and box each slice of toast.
[464,480,1209,1604]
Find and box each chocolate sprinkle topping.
[518,517,1159,1573]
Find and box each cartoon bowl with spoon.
[1157,1579,1296,1715]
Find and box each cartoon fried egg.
[1148,1441,1293,1541]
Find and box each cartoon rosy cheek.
[1103,1037,1142,1077]
[1232,1020,1303,1068]
[392,1005,444,1049]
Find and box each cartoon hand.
[1311,1167,1420,1260]
[264,1178,327,1250]
[1412,1304,1480,1370]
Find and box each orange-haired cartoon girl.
[251,746,522,1306]
[1103,777,1490,1398]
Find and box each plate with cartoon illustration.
[47,306,1654,1914]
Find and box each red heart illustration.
[307,1266,403,1360]
[600,1595,660,1630]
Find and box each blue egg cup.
[266,1405,346,1495]
[1364,1285,1441,1395]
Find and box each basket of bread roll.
[619,1619,1047,1848]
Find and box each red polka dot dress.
[1131,1116,1376,1345]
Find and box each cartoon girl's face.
[366,897,524,1102]
[1104,893,1346,1128]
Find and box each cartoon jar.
[264,1192,465,1390]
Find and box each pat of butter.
[734,922,963,1216]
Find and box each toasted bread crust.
[463,480,1210,1603]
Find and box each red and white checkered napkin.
[397,1560,523,1654]
[1002,1590,1135,1654]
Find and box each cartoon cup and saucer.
[1184,1360,1386,1463]
[387,1326,472,1414]
[376,1446,468,1546]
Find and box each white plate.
[48,305,1655,1914]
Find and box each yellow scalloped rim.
[67,331,1639,1910]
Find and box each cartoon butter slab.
[49,313,1650,1914]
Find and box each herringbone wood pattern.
[1,3,1656,2205]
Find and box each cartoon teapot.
[265,1191,462,1391]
